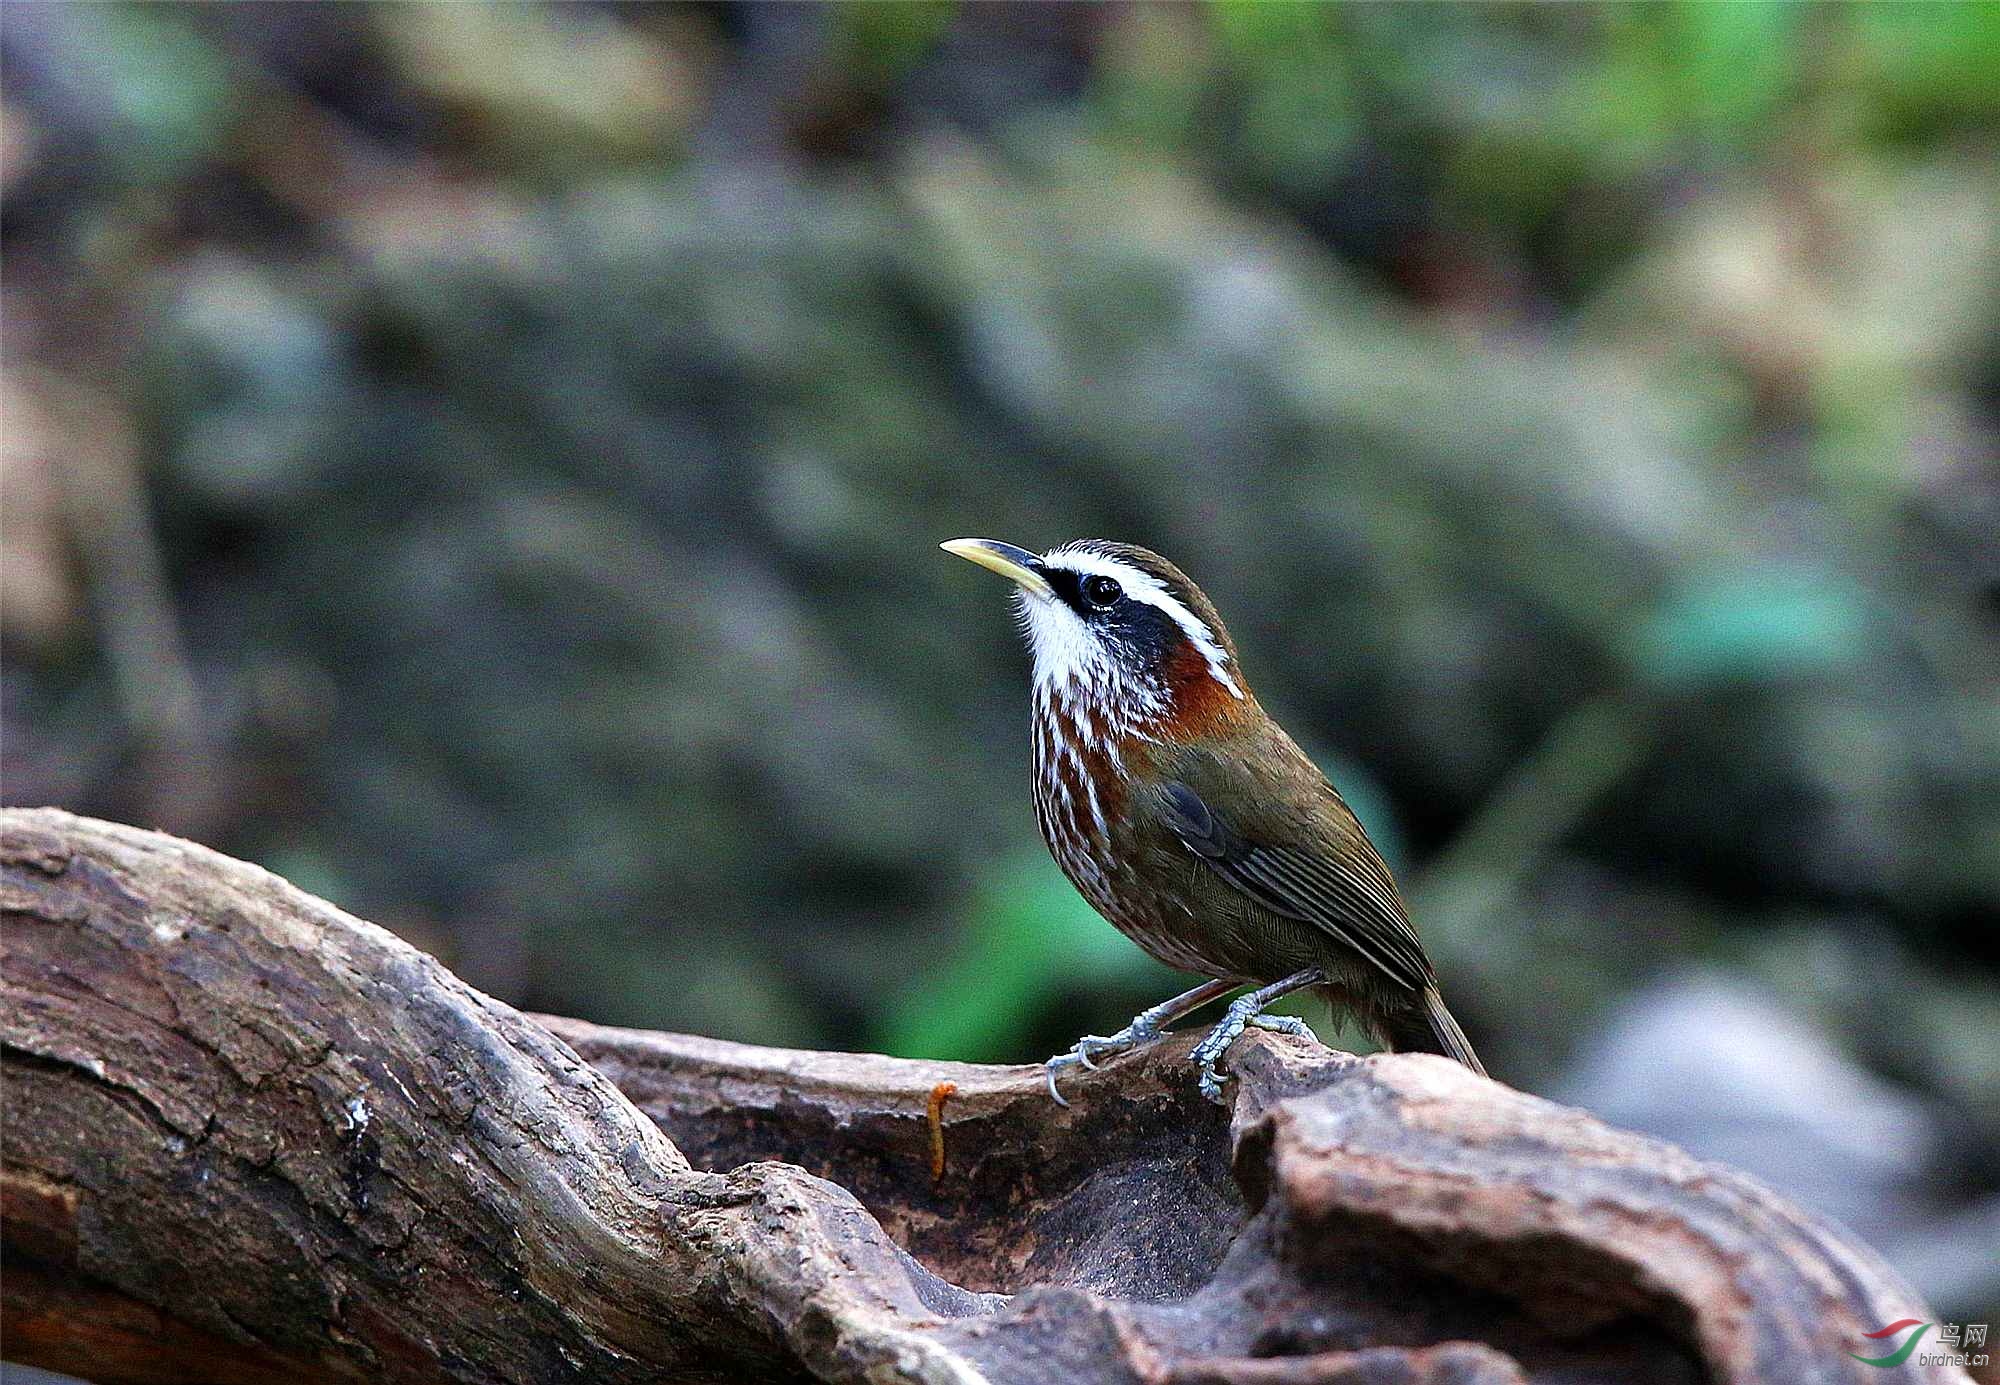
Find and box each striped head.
[941,538,1251,742]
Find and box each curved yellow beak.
[940,538,1054,601]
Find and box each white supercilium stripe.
[1042,546,1244,699]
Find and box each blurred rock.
[1557,970,2000,1318]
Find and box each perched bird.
[942,537,1485,1104]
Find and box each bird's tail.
[1385,986,1487,1077]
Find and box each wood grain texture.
[1,808,1965,1384]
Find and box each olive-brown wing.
[1157,759,1435,996]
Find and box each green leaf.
[835,1,956,83]
[91,6,235,181]
[1625,567,1871,688]
[1669,0,1800,143]
[875,851,1159,1062]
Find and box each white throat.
[1014,546,1242,739]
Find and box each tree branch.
[1,809,1962,1384]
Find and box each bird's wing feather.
[1160,776,1434,994]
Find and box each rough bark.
[0,808,1966,1384]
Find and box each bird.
[942,537,1486,1105]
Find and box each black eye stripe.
[1044,564,1150,618]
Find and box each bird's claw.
[1043,1020,1163,1106]
[1045,1052,1090,1106]
[1189,1005,1313,1105]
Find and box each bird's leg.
[1190,968,1325,1104]
[1045,977,1238,1106]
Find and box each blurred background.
[2,0,1996,1334]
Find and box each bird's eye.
[1082,574,1122,609]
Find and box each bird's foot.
[1191,1006,1312,1104]
[1044,1015,1165,1106]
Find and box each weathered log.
[0,808,1965,1384]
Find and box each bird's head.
[943,537,1252,738]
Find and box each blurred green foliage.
[3,7,1996,1301]
[879,852,1151,1063]
[1628,567,1870,688]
